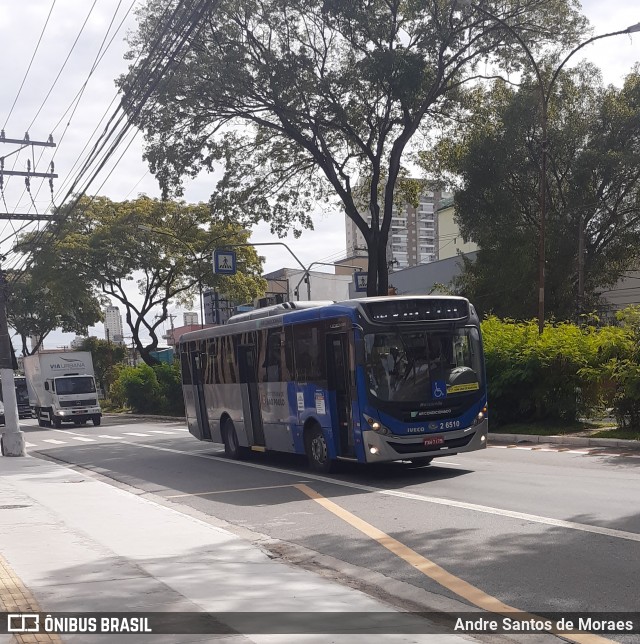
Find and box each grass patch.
[490,420,610,436]
[590,428,640,441]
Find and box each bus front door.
[327,333,354,457]
[237,345,265,448]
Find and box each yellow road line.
[294,483,613,644]
[166,484,297,498]
[0,553,63,643]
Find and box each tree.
[118,0,587,295]
[7,266,104,356]
[426,65,640,320]
[15,196,266,365]
[76,337,128,396]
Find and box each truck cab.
[40,373,102,428]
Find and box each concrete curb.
[489,432,640,450]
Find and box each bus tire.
[410,457,433,467]
[223,419,244,460]
[305,425,334,473]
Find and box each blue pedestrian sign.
[213,249,237,275]
[354,271,368,292]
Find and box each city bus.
[178,296,487,471]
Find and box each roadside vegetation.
[483,307,640,438]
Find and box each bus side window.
[293,325,325,383]
[263,331,284,382]
[180,350,192,385]
[204,338,216,384]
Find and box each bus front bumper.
[362,419,488,463]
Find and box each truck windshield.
[364,327,483,403]
[54,376,96,395]
[15,382,29,404]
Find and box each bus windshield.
[54,376,96,395]
[364,327,483,403]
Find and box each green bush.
[109,362,184,416]
[482,316,630,426]
[153,362,185,416]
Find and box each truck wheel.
[92,416,101,427]
[305,425,334,473]
[52,417,62,429]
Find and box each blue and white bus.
[178,296,487,471]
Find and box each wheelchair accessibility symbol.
[432,380,447,399]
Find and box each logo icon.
[8,614,39,633]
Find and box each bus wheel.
[410,457,433,467]
[305,425,333,473]
[223,419,244,460]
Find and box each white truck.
[23,352,102,428]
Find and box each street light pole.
[221,242,309,299]
[457,0,640,332]
[292,261,364,300]
[220,242,358,302]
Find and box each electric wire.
[8,0,212,281]
[26,0,100,133]
[2,0,58,130]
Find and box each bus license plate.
[423,436,444,446]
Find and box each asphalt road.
[18,415,640,639]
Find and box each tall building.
[345,188,449,270]
[104,305,124,344]
[183,312,198,326]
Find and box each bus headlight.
[471,406,487,426]
[363,414,390,435]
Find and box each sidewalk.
[0,454,476,644]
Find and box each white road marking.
[124,432,150,437]
[42,439,67,445]
[114,440,640,544]
[25,442,36,448]
[99,435,124,439]
[71,437,95,442]
[149,430,182,435]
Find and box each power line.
[26,0,99,132]
[8,0,213,283]
[2,0,58,130]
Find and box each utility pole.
[0,131,58,219]
[0,133,56,456]
[0,266,24,456]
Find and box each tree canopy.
[119,0,587,295]
[75,336,128,395]
[426,65,640,320]
[14,196,266,365]
[8,264,104,356]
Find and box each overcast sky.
[0,0,639,349]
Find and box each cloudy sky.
[0,0,639,349]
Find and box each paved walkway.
[0,454,475,644]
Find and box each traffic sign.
[354,271,368,292]
[213,249,237,275]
